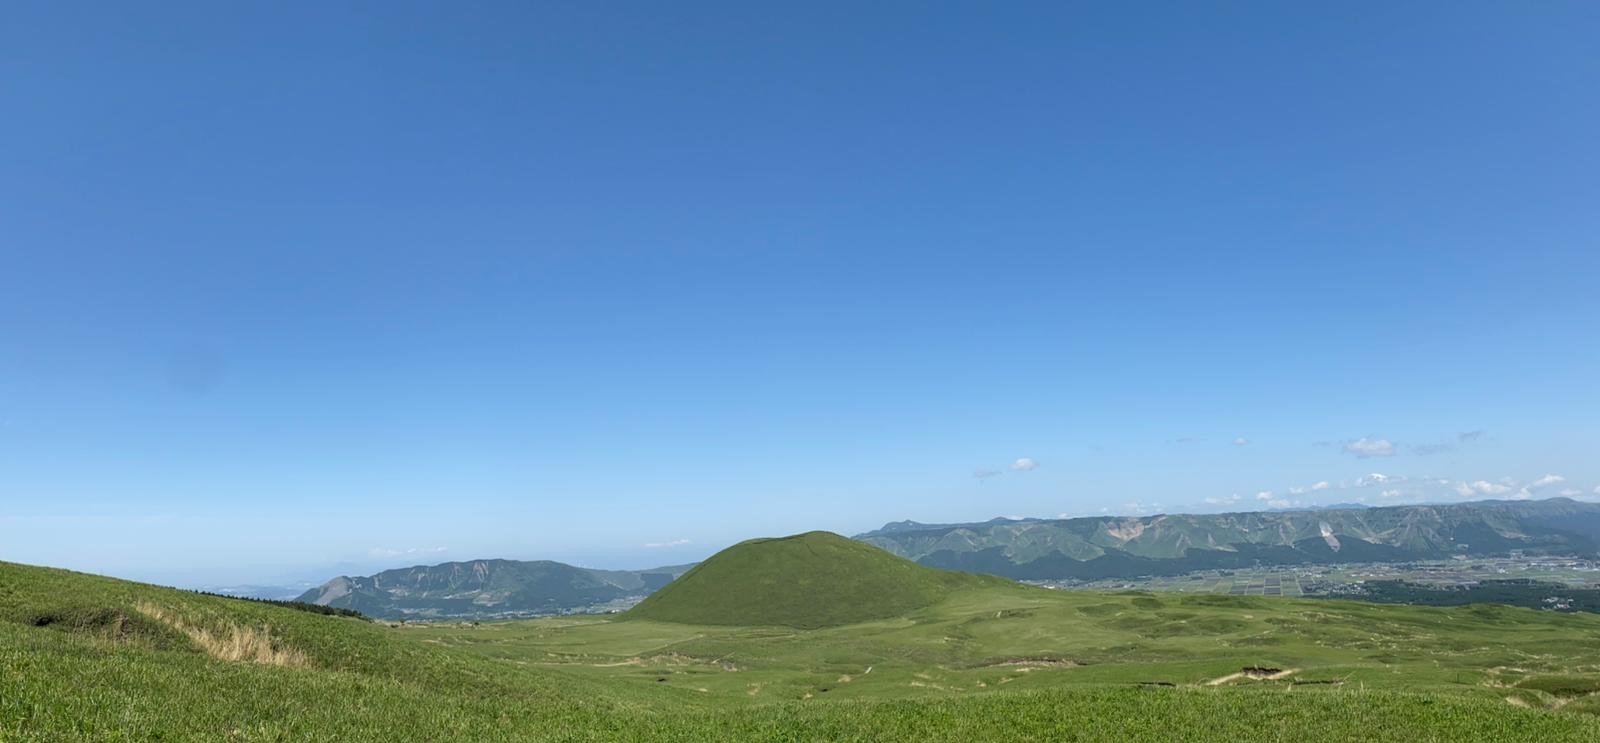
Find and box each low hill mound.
[626,531,1002,628]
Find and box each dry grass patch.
[134,602,307,667]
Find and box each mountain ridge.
[856,498,1600,580]
[296,558,694,620]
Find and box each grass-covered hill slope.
[9,558,1600,741]
[625,531,1006,628]
[0,559,643,741]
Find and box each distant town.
[1028,554,1600,604]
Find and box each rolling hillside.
[296,559,693,620]
[9,558,1600,741]
[857,498,1600,580]
[627,531,1004,628]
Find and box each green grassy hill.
[9,558,1600,741]
[625,531,1004,628]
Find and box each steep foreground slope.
[296,559,693,620]
[626,531,1003,628]
[858,497,1600,579]
[6,559,1600,741]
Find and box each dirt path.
[1205,667,1298,686]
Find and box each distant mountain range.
[296,559,693,620]
[300,498,1600,620]
[855,498,1600,581]
[198,583,319,602]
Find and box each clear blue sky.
[3,2,1598,586]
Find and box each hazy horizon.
[14,495,1596,590]
[4,3,1598,587]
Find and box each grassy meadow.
[8,559,1600,741]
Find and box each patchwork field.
[1047,570,1307,595]
[1035,556,1600,596]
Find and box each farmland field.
[1030,556,1600,597]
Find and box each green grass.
[417,585,1600,705]
[8,559,1600,741]
[626,531,1002,628]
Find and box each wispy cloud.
[1010,458,1038,472]
[643,539,691,549]
[1529,474,1566,489]
[1410,442,1453,456]
[368,546,447,559]
[1310,481,1332,491]
[1232,437,1250,447]
[1458,430,1485,443]
[973,468,1002,479]
[1343,438,1396,458]
[1355,473,1400,487]
[1255,491,1273,501]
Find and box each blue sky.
[3,2,1598,586]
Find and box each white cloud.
[974,468,1002,479]
[1343,438,1396,458]
[1458,480,1512,496]
[1355,473,1399,487]
[1010,458,1038,472]
[1255,491,1274,501]
[1529,474,1566,489]
[1232,437,1250,446]
[368,546,447,559]
[1288,486,1306,495]
[1204,494,1243,506]
[643,538,692,548]
[1268,499,1291,509]
[1595,486,1600,495]
[1560,489,1581,497]
[1311,481,1332,491]
[1380,489,1403,499]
